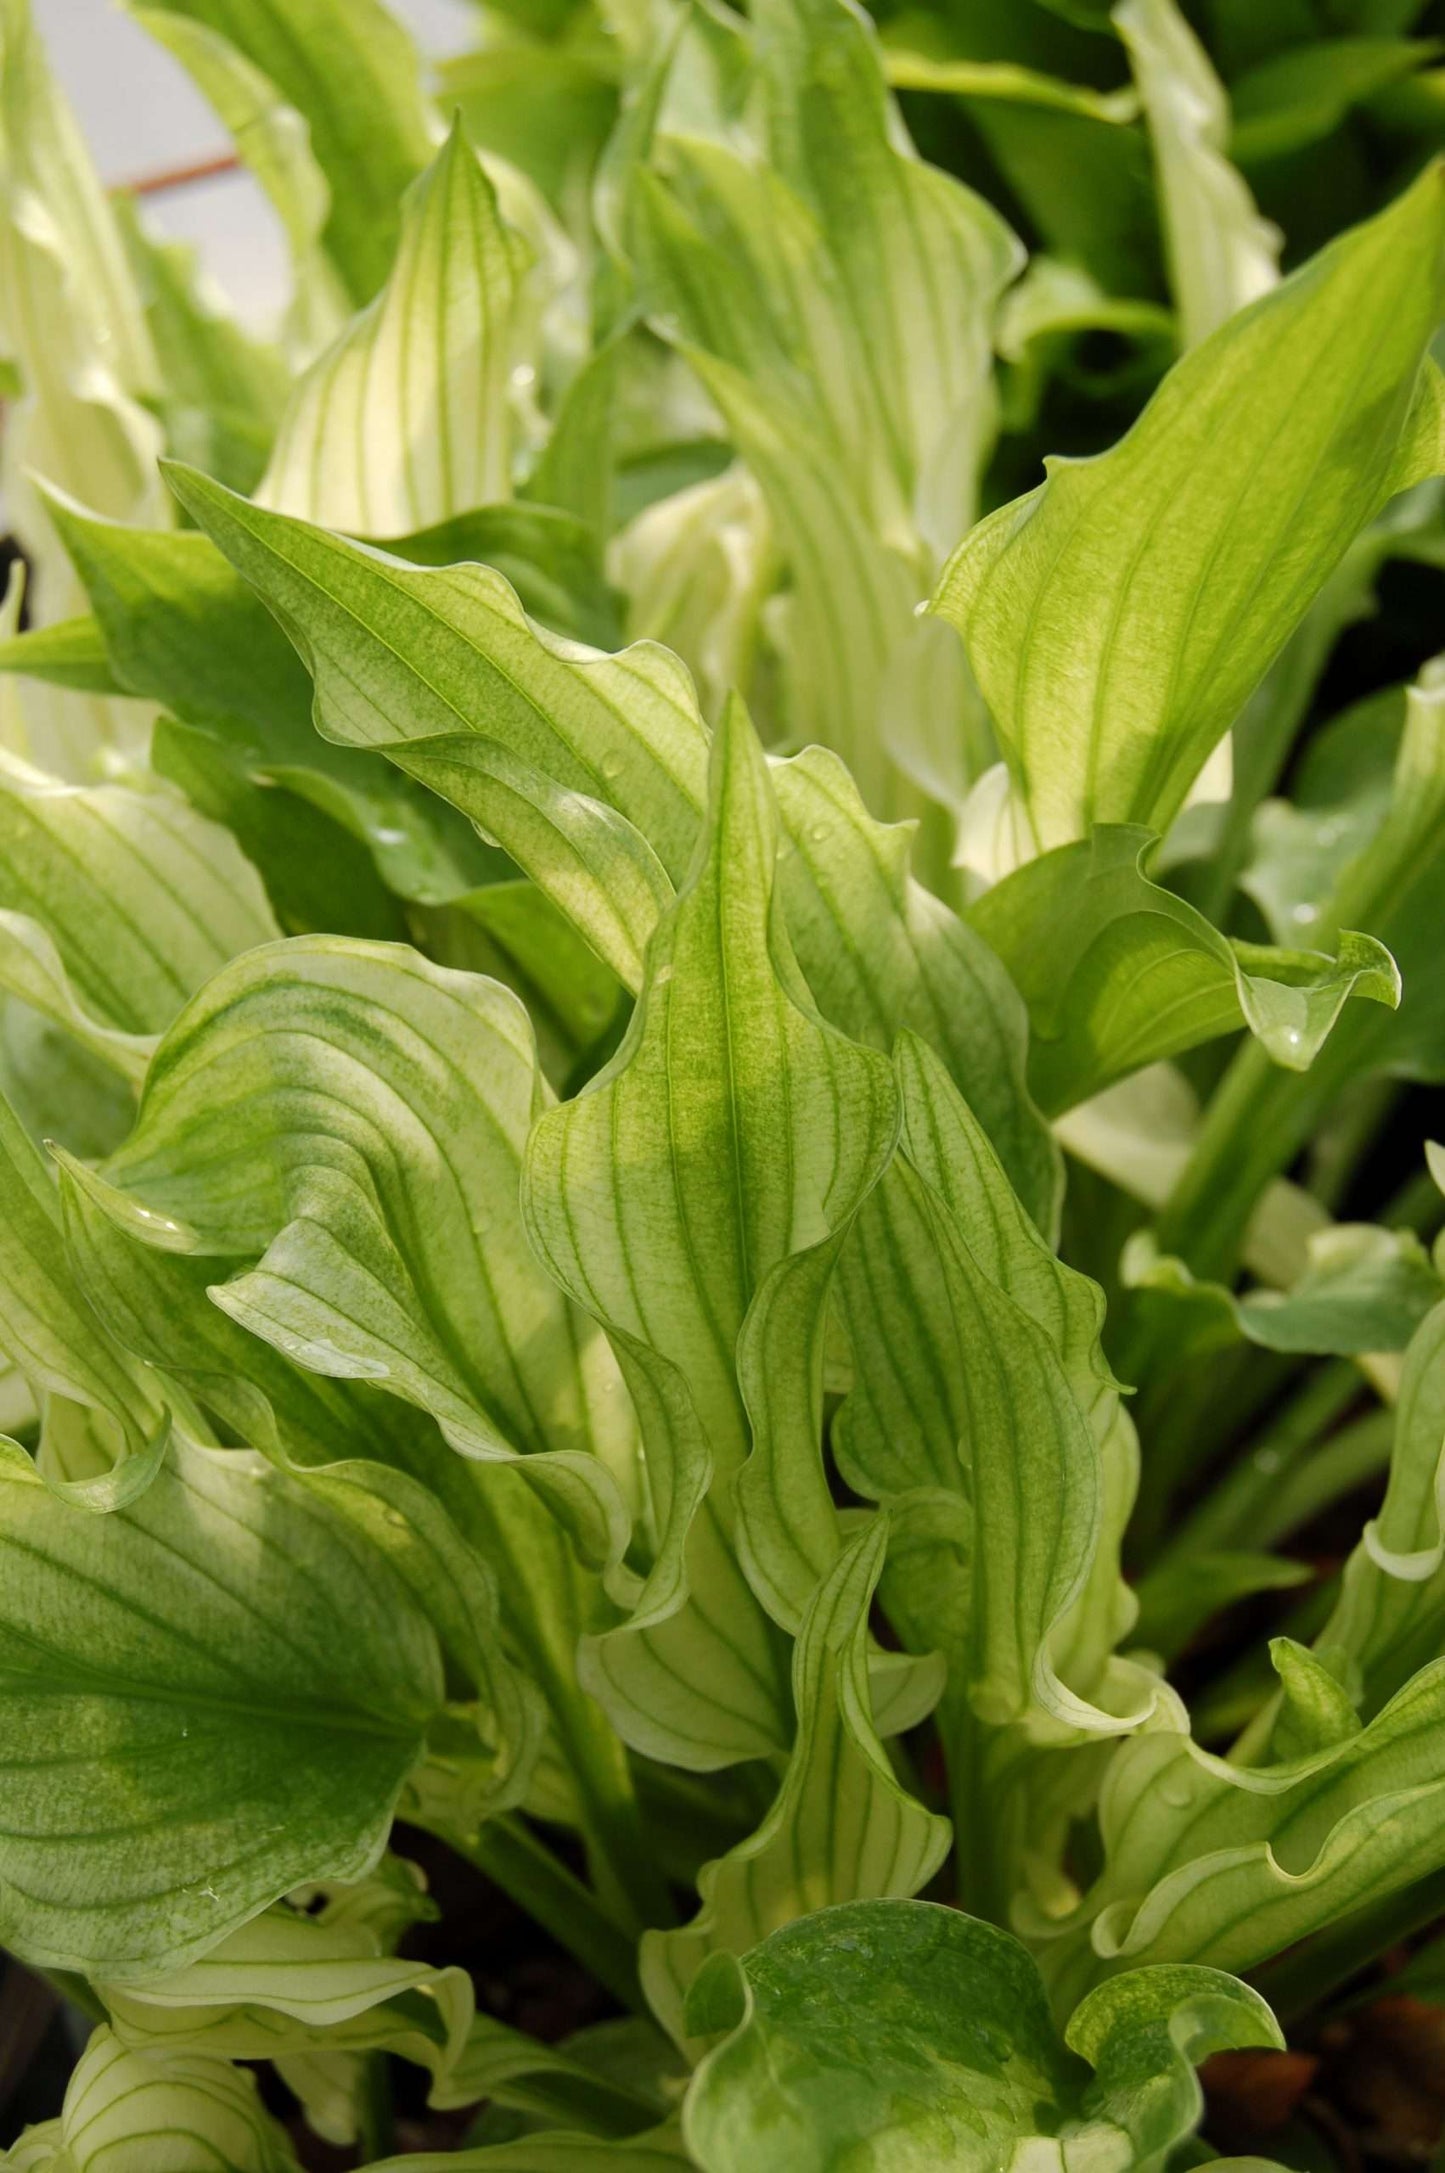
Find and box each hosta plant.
[1,0,1445,2163]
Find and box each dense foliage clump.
[1,0,1444,2163]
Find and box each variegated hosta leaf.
[768,746,1059,1234]
[1114,0,1279,348]
[0,743,278,1082]
[55,1155,547,1830]
[99,1888,475,2117]
[749,0,1023,561]
[640,1521,951,2043]
[0,0,164,775]
[631,0,1019,813]
[127,3,350,361]
[132,0,436,308]
[258,121,531,536]
[968,824,1400,1115]
[166,464,707,991]
[933,162,1445,866]
[56,1138,447,1474]
[681,1900,1280,2173]
[680,344,921,816]
[1321,1300,1445,1712]
[92,936,638,1567]
[165,471,1059,1229]
[0,1433,444,1977]
[0,1079,166,1470]
[29,497,500,914]
[61,931,651,1899]
[0,2028,300,2173]
[833,1034,1148,1744]
[522,699,898,1767]
[1033,1646,1445,2014]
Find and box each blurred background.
[36,0,472,326]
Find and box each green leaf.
[415,878,623,1088]
[92,936,637,1567]
[1132,1551,1313,1662]
[384,503,621,648]
[883,51,1161,297]
[0,2027,301,2172]
[0,615,125,696]
[40,497,497,910]
[164,464,708,988]
[0,1433,443,1977]
[832,1034,1144,1742]
[134,0,435,305]
[257,122,532,535]
[361,2129,691,2170]
[969,826,1400,1114]
[0,1085,162,1457]
[166,468,1058,1227]
[1124,1223,1445,1360]
[150,717,411,944]
[0,993,136,1161]
[640,1521,950,2041]
[681,1899,1280,2172]
[437,2013,679,2134]
[0,745,279,1080]
[932,162,1445,864]
[1230,37,1439,163]
[1116,0,1280,349]
[522,699,898,1766]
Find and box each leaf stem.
[450,1467,675,1937]
[357,2050,394,2162]
[435,1813,645,2013]
[942,1693,1008,1927]
[1151,1362,1376,1569]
